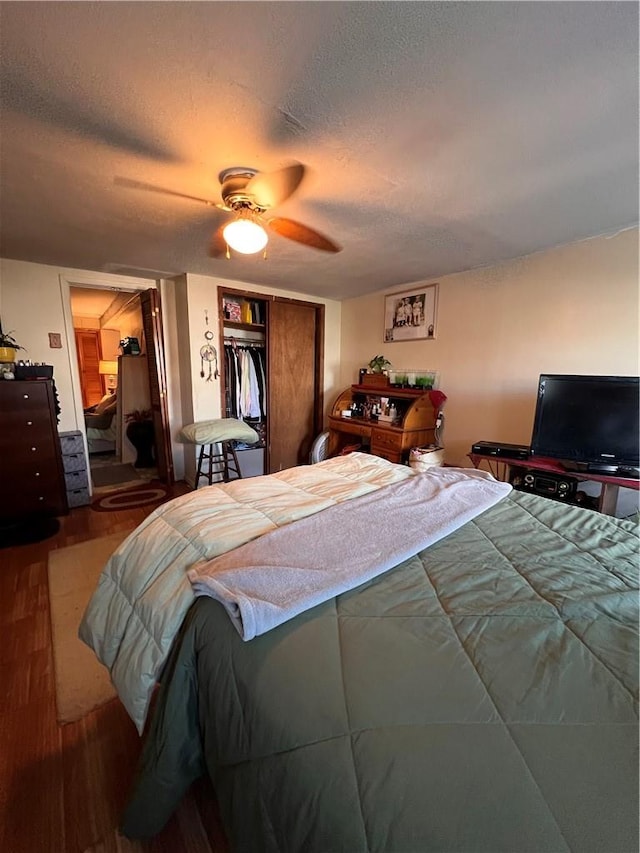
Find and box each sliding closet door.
[267,299,324,473]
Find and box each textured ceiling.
[0,2,637,301]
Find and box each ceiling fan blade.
[245,163,306,209]
[267,217,342,253]
[114,176,225,208]
[208,226,228,259]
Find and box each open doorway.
[69,286,163,491]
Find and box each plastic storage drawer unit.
[59,430,90,507]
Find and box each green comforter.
[122,491,639,852]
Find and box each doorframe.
[58,271,171,491]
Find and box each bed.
[79,453,639,852]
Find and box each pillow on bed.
[180,418,259,445]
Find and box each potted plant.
[125,409,155,468]
[0,318,25,363]
[368,355,391,374]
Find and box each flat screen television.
[530,374,639,474]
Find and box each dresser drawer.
[4,442,59,470]
[67,487,90,508]
[0,409,54,436]
[20,466,59,489]
[11,483,67,517]
[60,431,84,455]
[3,424,58,449]
[64,469,89,490]
[0,382,50,411]
[372,447,403,464]
[328,417,371,440]
[0,429,56,459]
[62,452,87,473]
[371,428,403,453]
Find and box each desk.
[329,384,437,463]
[468,453,639,515]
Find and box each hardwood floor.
[0,485,229,853]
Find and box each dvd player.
[471,441,530,460]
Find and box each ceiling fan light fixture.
[223,217,268,254]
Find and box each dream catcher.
[199,311,219,382]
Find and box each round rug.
[92,483,170,512]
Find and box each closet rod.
[224,337,265,347]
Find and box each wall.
[0,258,342,487]
[340,229,639,467]
[0,261,173,485]
[0,259,83,433]
[3,230,635,489]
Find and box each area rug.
[48,531,131,724]
[90,462,142,488]
[92,482,170,512]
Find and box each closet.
[218,287,325,475]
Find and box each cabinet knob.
[23,394,29,399]
[31,446,37,451]
[27,421,33,426]
[38,496,44,501]
[35,472,40,477]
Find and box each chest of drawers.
[0,380,68,520]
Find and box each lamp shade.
[223,219,268,254]
[98,360,118,376]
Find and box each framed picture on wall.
[383,283,438,342]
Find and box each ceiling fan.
[115,163,342,258]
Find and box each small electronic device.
[471,441,530,460]
[509,468,577,501]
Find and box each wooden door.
[267,299,324,473]
[139,289,174,485]
[75,329,103,407]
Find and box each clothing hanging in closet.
[224,342,266,421]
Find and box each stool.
[180,418,260,489]
[195,441,241,487]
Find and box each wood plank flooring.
[0,485,229,853]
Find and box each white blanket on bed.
[189,468,511,640]
[80,453,417,732]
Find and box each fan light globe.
[223,219,268,254]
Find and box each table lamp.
[98,359,118,393]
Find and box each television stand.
[468,452,639,515]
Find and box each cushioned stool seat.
[180,418,259,489]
